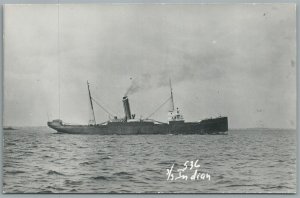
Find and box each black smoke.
[124,66,198,96]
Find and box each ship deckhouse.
[168,107,184,122]
[167,79,185,123]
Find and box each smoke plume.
[124,74,152,96]
[124,66,197,96]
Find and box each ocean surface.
[3,127,296,193]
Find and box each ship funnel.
[122,96,132,120]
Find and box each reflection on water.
[3,127,296,193]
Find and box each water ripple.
[3,128,296,193]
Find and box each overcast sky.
[4,4,296,128]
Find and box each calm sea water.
[3,127,296,193]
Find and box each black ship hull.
[47,117,228,135]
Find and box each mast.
[167,79,184,122]
[87,81,96,125]
[169,79,175,112]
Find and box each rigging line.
[57,2,61,119]
[91,97,115,117]
[90,94,118,116]
[88,83,118,116]
[56,0,61,191]
[145,96,171,119]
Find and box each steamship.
[47,81,228,135]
